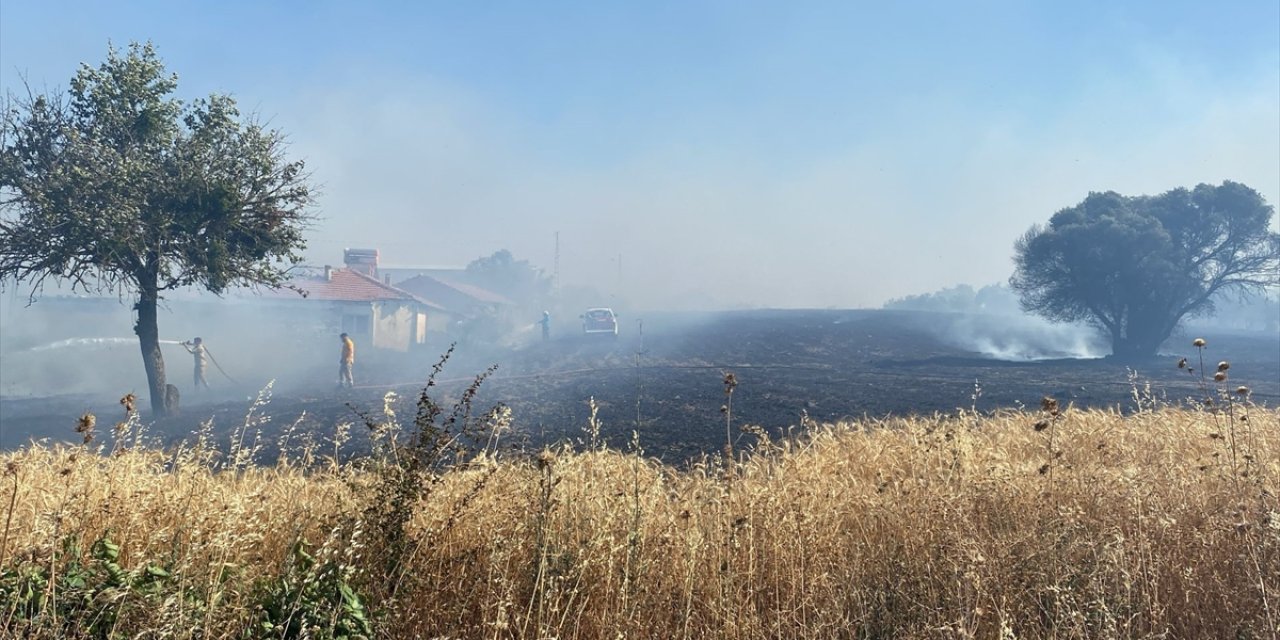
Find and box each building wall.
[337,302,374,341]
[372,302,412,351]
[427,309,457,334]
[413,311,428,346]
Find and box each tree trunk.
[134,291,169,417]
[1111,325,1175,360]
[1109,328,1128,359]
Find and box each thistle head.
[75,412,97,443]
[536,449,555,470]
[723,372,738,395]
[1040,396,1059,415]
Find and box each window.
[341,314,370,337]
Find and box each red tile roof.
[434,278,515,305]
[396,275,514,309]
[261,268,444,309]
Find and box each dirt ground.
[3,309,1277,463]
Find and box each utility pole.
[553,231,561,297]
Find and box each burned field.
[3,308,1277,462]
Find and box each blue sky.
[2,1,1277,308]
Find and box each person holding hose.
[182,337,211,391]
[338,332,355,388]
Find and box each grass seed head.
[1177,357,1187,369]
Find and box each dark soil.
[3,309,1277,464]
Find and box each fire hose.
[202,347,240,385]
[176,341,240,385]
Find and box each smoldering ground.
[907,311,1108,361]
[3,304,1277,461]
[884,284,1280,362]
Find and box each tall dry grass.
[1,388,1276,638]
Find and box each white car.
[581,308,619,336]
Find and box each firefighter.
[182,337,210,391]
[338,332,355,388]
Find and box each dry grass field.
[1,374,1276,639]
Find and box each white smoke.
[958,317,1107,361]
[887,284,1107,361]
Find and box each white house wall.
[373,302,412,352]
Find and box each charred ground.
[3,309,1277,463]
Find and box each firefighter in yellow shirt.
[338,332,355,388]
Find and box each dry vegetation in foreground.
[0,365,1277,639]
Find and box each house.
[256,250,443,352]
[254,249,514,346]
[394,274,516,332]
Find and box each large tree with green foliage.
[464,249,551,304]
[1011,181,1279,359]
[0,43,315,415]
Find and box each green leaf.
[94,538,121,561]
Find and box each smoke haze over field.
[1,2,1277,311]
[0,4,1277,404]
[0,291,337,398]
